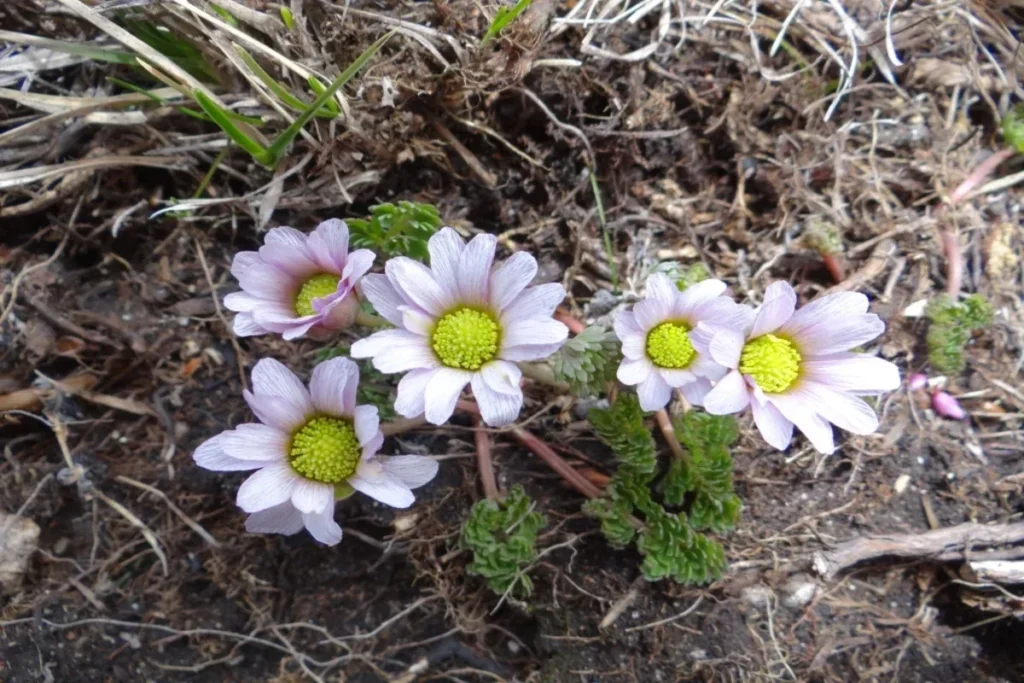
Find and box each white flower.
[699,281,901,454]
[351,227,569,427]
[613,274,754,411]
[224,219,375,341]
[192,358,438,545]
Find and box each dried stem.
[473,417,499,501]
[654,409,686,461]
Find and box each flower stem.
[821,252,845,283]
[654,409,687,462]
[355,310,390,329]
[940,229,962,298]
[457,400,603,499]
[473,417,500,500]
[554,307,586,335]
[380,415,427,436]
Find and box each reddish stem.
[940,230,962,297]
[457,400,602,499]
[473,417,499,501]
[948,148,1015,205]
[654,409,686,461]
[554,307,586,335]
[821,253,846,283]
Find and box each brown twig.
[473,417,499,501]
[193,237,248,391]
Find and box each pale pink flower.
[224,219,375,341]
[907,373,928,392]
[192,358,438,545]
[700,281,900,454]
[351,227,568,427]
[613,274,754,411]
[931,391,966,420]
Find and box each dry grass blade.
[115,475,220,548]
[92,488,170,576]
[0,156,186,190]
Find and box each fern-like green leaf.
[348,201,441,261]
[462,486,546,597]
[551,324,622,397]
[588,394,656,477]
[926,294,992,374]
[662,412,741,532]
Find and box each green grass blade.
[263,31,393,167]
[192,89,271,164]
[306,77,340,114]
[482,0,533,45]
[234,45,336,119]
[0,29,137,64]
[280,7,296,31]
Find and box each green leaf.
[0,30,137,64]
[192,89,273,165]
[482,0,534,45]
[1002,103,1024,154]
[663,412,741,533]
[348,201,442,261]
[462,486,546,597]
[280,7,296,31]
[234,45,338,119]
[550,324,621,397]
[589,394,656,477]
[637,508,725,584]
[925,294,993,374]
[655,261,711,292]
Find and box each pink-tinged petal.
[394,368,434,418]
[619,329,646,361]
[750,281,796,337]
[499,342,565,362]
[658,368,697,388]
[401,306,435,337]
[252,358,312,408]
[250,303,310,332]
[768,393,835,454]
[281,320,319,341]
[471,371,523,426]
[310,357,359,416]
[360,273,406,326]
[313,292,359,333]
[490,251,538,311]
[265,226,309,249]
[193,435,268,471]
[679,377,713,406]
[787,314,885,356]
[458,233,497,305]
[481,360,522,395]
[350,330,437,373]
[617,357,654,386]
[501,318,569,354]
[230,251,261,279]
[237,463,299,512]
[689,322,715,355]
[233,312,268,337]
[637,372,672,411]
[302,507,343,545]
[245,502,304,535]
[673,279,727,317]
[387,257,451,316]
[306,218,350,273]
[501,283,566,325]
[236,262,296,302]
[783,292,869,339]
[341,249,375,284]
[375,455,439,489]
[695,298,756,333]
[259,242,320,279]
[428,227,465,295]
[424,367,471,425]
[703,370,751,415]
[353,405,380,446]
[802,353,901,393]
[932,391,966,419]
[350,461,415,508]
[224,291,265,313]
[291,479,334,514]
[690,354,728,382]
[220,424,288,462]
[244,391,309,433]
[907,373,928,391]
[632,296,670,331]
[645,273,678,309]
[750,400,793,450]
[707,329,744,369]
[613,308,642,340]
[796,382,879,435]
[361,431,384,460]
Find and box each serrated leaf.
[589,394,656,477]
[926,294,992,374]
[551,324,621,397]
[462,486,546,597]
[349,201,441,261]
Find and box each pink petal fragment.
[310,357,359,416]
[703,370,751,415]
[751,400,793,450]
[237,463,299,513]
[750,281,796,338]
[307,218,350,273]
[245,502,304,535]
[490,251,538,312]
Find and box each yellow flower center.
[645,322,696,369]
[430,307,500,370]
[295,274,340,317]
[289,416,361,484]
[739,334,802,393]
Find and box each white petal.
[689,322,715,355]
[458,233,497,305]
[750,281,796,338]
[501,283,565,324]
[787,315,886,356]
[230,250,261,278]
[280,320,319,341]
[694,297,755,333]
[350,461,415,508]
[259,242,320,279]
[644,273,677,308]
[302,506,343,545]
[751,400,793,450]
[376,455,439,489]
[236,262,296,301]
[244,391,309,433]
[401,306,435,337]
[351,330,438,373]
[386,257,452,316]
[501,319,569,353]
[632,296,670,331]
[193,434,267,472]
[657,367,697,388]
[490,251,538,311]
[707,329,744,369]
[690,354,728,382]
[613,308,642,341]
[291,479,334,514]
[797,382,880,435]
[703,370,751,415]
[307,218,350,273]
[428,227,465,294]
[341,249,375,284]
[481,360,522,395]
[679,377,713,406]
[424,368,471,425]
[264,226,309,249]
[617,357,654,386]
[619,329,646,361]
[219,424,288,462]
[224,291,265,313]
[673,278,727,317]
[237,463,299,513]
[360,274,406,326]
[245,502,304,535]
[496,342,564,362]
[394,368,434,418]
[232,312,268,337]
[310,357,359,416]
[353,405,380,446]
[251,358,312,409]
[783,292,869,339]
[802,353,901,393]
[769,392,836,454]
[637,372,672,411]
[471,371,523,426]
[361,431,384,459]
